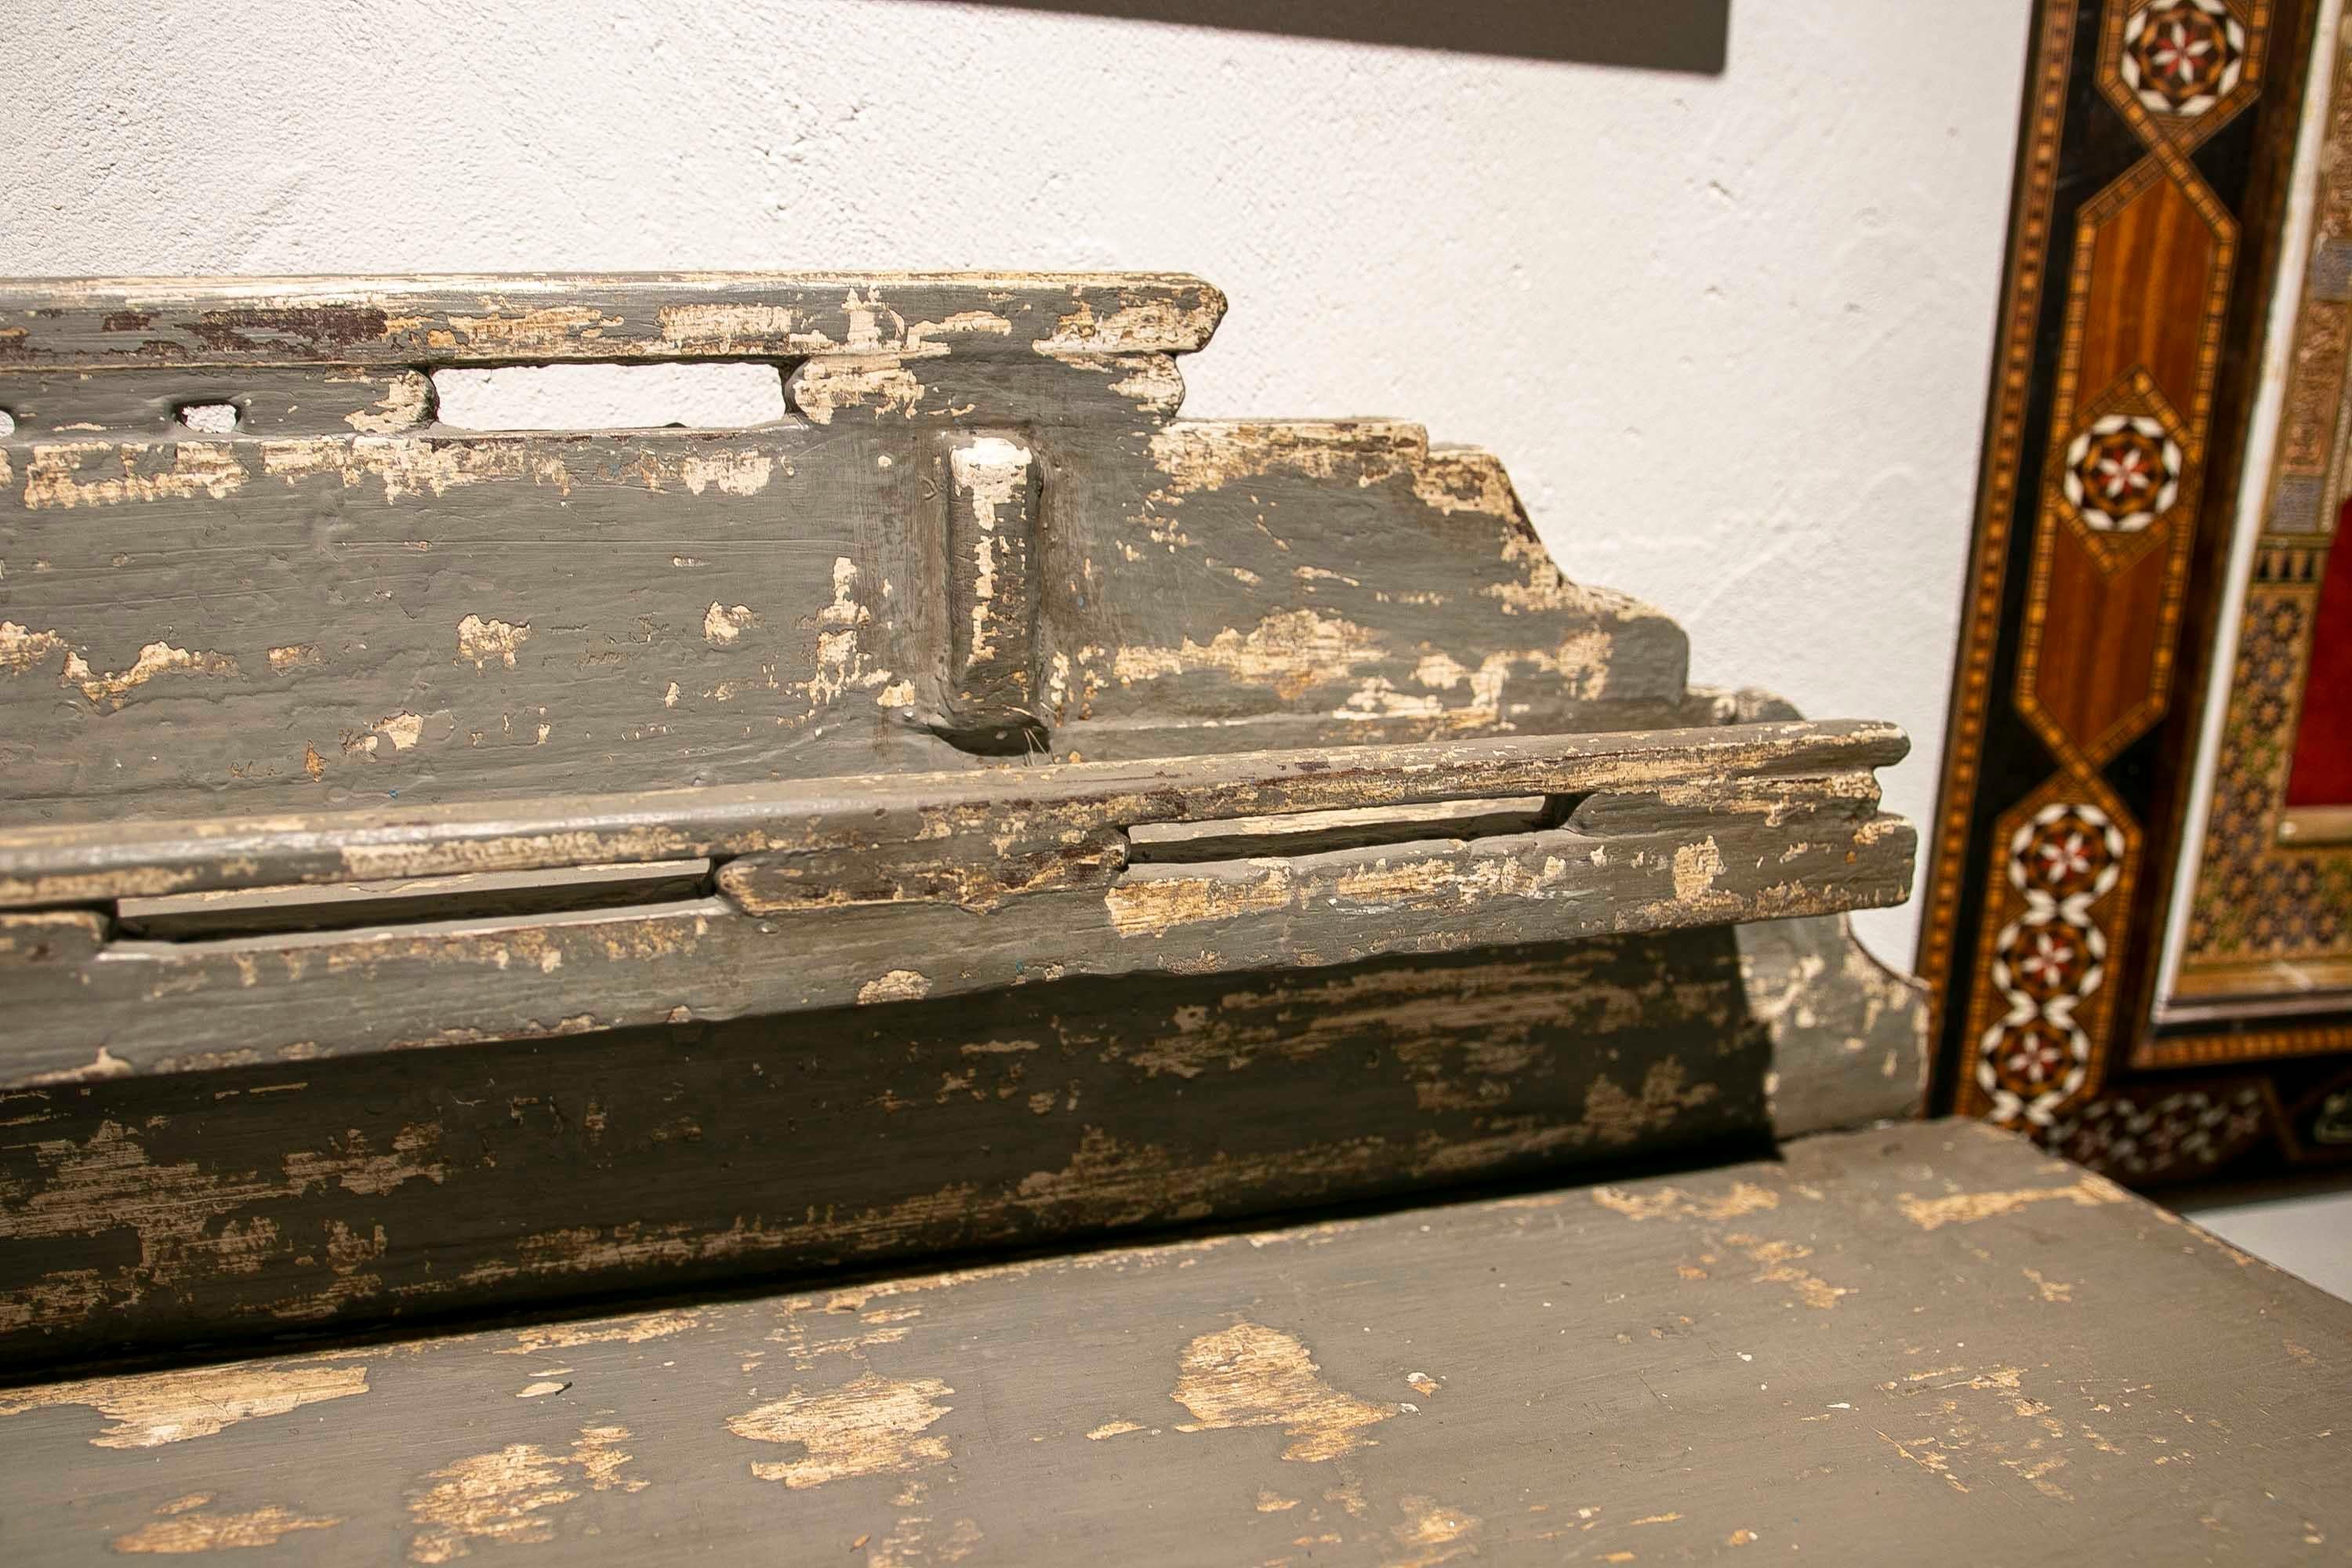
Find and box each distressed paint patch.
[1410,446,1519,519]
[113,1502,341,1554]
[1725,1232,1849,1310]
[0,620,71,673]
[1483,528,1665,635]
[347,371,432,434]
[260,435,572,504]
[1897,1176,2129,1231]
[1054,351,1185,413]
[455,615,532,670]
[405,1425,645,1564]
[1167,1322,1397,1462]
[656,302,812,353]
[1104,862,1297,937]
[727,1372,955,1488]
[1040,289,1223,355]
[1591,1180,1781,1223]
[674,449,774,495]
[858,969,934,1006]
[24,1045,135,1085]
[436,304,622,354]
[808,555,875,710]
[1389,1494,1481,1563]
[950,436,1032,668]
[267,643,323,673]
[0,1114,461,1331]
[281,1122,447,1196]
[347,710,424,755]
[496,1308,702,1356]
[1147,420,1425,497]
[1111,608,1385,699]
[791,357,923,425]
[1579,1058,1719,1148]
[703,602,755,646]
[0,1361,368,1448]
[21,441,245,509]
[62,641,238,708]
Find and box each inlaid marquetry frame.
[1919,0,2351,1182]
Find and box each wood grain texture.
[0,1120,2341,1565]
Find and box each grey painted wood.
[0,273,1930,1372]
[0,927,1778,1370]
[114,860,713,939]
[0,1120,2342,1565]
[0,720,1904,907]
[0,722,1911,1083]
[1128,795,1553,862]
[0,273,1228,368]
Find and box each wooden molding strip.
[0,272,1228,371]
[0,720,1914,1084]
[0,719,1907,909]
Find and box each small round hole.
[178,402,238,434]
[0,409,16,438]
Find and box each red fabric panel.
[2285,500,2352,807]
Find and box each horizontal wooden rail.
[0,721,1913,1085]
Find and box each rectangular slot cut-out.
[1126,795,1565,866]
[431,363,789,430]
[177,402,238,434]
[114,858,712,941]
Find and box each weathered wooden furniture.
[0,273,2343,1563]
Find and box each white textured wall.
[0,0,2030,966]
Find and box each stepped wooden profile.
[0,274,2339,1564]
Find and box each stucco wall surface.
[0,0,2031,965]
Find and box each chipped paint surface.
[260,435,571,503]
[496,1308,702,1356]
[21,441,244,508]
[808,555,877,710]
[1147,420,1426,498]
[405,1425,644,1563]
[48,640,238,708]
[1105,862,1298,936]
[728,1373,955,1487]
[114,1501,341,1554]
[1167,1322,1397,1462]
[1897,1175,2129,1232]
[455,614,531,670]
[435,303,622,354]
[0,1116,450,1330]
[1578,1058,1719,1148]
[858,969,934,1005]
[0,620,72,673]
[1725,1232,1849,1309]
[949,436,1032,669]
[1039,288,1223,354]
[347,371,431,434]
[1388,1494,1481,1566]
[0,1360,367,1447]
[792,357,923,424]
[1592,1180,1780,1222]
[1409,447,1519,519]
[703,602,754,646]
[1112,608,1385,697]
[656,302,813,352]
